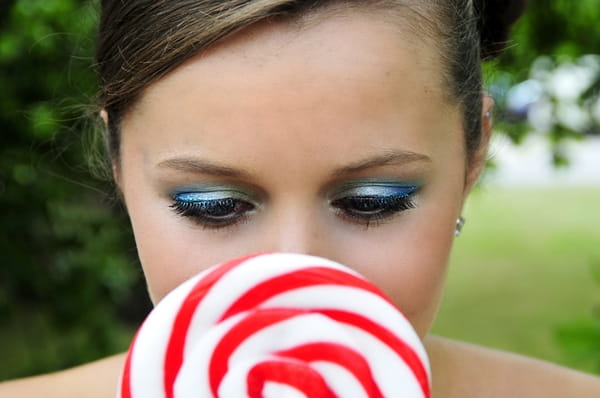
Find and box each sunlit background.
[1,0,599,381]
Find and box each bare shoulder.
[425,335,600,398]
[0,353,126,398]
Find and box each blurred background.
[1,0,599,381]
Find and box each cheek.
[328,172,465,337]
[126,202,195,304]
[383,221,454,337]
[122,186,227,304]
[331,214,455,337]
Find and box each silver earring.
[455,216,466,237]
[484,111,492,119]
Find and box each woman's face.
[117,12,486,337]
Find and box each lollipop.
[118,253,431,398]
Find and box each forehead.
[133,9,448,109]
[122,11,462,173]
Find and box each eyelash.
[170,190,417,230]
[169,197,255,229]
[331,194,416,227]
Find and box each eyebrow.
[157,150,431,178]
[157,157,252,178]
[331,150,431,177]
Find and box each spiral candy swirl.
[118,253,431,398]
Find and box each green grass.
[432,186,600,374]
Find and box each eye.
[330,184,418,227]
[170,191,256,229]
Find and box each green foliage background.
[0,0,150,379]
[0,0,599,381]
[490,0,600,154]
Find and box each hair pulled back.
[96,0,526,163]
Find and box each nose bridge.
[262,197,324,256]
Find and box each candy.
[118,253,431,398]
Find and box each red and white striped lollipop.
[118,253,431,398]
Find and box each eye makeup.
[168,179,421,230]
[329,179,421,227]
[169,184,259,229]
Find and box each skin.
[2,9,599,398]
[119,12,476,337]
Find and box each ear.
[100,109,124,193]
[100,109,109,125]
[463,94,494,195]
[112,160,122,194]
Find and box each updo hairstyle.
[96,0,527,165]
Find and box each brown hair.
[96,0,526,164]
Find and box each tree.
[491,0,600,165]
